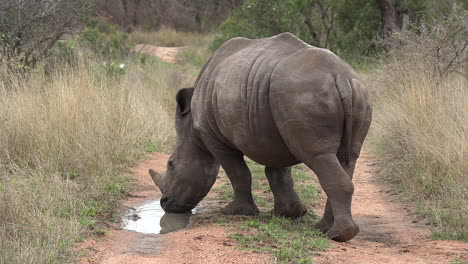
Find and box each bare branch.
[0,0,90,72]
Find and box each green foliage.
[79,18,133,60]
[212,0,467,60]
[211,0,315,50]
[54,40,79,66]
[333,0,381,58]
[211,0,382,58]
[144,141,158,153]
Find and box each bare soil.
[132,44,185,65]
[77,46,466,264]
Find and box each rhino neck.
[190,125,209,152]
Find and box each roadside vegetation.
[0,14,191,264]
[365,9,467,240]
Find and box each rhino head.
[149,88,220,213]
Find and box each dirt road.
[77,46,466,264]
[78,151,466,264]
[314,153,466,264]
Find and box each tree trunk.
[375,0,401,38]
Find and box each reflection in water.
[160,213,191,234]
[122,199,194,234]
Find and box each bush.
[382,7,467,80]
[79,18,133,60]
[0,0,90,72]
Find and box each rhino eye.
[168,160,174,169]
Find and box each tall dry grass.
[0,52,191,263]
[366,59,467,240]
[130,26,213,47]
[366,8,467,240]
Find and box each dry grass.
[130,27,215,68]
[0,52,191,263]
[365,59,467,240]
[130,26,214,48]
[177,34,214,68]
[366,8,467,241]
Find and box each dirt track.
[314,153,466,264]
[77,46,466,264]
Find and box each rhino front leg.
[211,150,258,215]
[201,134,258,215]
[221,154,259,215]
[265,167,307,218]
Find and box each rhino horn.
[149,169,162,189]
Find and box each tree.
[0,0,90,72]
[375,0,402,38]
[211,0,381,59]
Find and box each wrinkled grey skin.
[149,33,372,242]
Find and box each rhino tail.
[335,74,353,165]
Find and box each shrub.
[79,18,133,60]
[382,7,467,80]
[0,0,90,72]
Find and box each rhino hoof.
[325,223,359,242]
[273,201,308,219]
[222,201,259,215]
[314,219,334,233]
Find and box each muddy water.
[122,199,195,234]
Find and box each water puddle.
[122,199,196,234]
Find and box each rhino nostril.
[160,196,169,205]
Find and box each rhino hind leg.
[265,166,307,218]
[306,154,359,242]
[315,199,334,233]
[315,156,358,234]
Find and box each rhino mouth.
[160,195,197,213]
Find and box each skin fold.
[149,32,372,242]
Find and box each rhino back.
[192,33,310,166]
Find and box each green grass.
[211,159,328,263]
[221,214,329,263]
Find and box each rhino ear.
[176,88,194,115]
